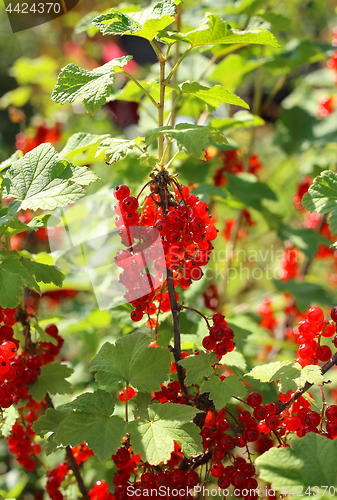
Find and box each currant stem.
[179,305,211,329]
[45,393,90,500]
[122,71,159,109]
[125,383,129,423]
[167,267,187,395]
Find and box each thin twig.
[179,305,211,329]
[45,393,90,500]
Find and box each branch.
[122,71,159,109]
[45,393,90,500]
[167,267,187,395]
[275,352,337,415]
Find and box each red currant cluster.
[211,457,257,498]
[280,246,299,282]
[257,298,277,331]
[222,210,255,242]
[295,306,336,367]
[72,441,94,465]
[317,95,334,117]
[202,313,235,360]
[293,176,312,211]
[113,181,218,324]
[211,150,263,186]
[8,416,41,472]
[89,480,114,500]
[152,380,187,404]
[15,123,61,155]
[0,321,63,409]
[46,463,69,500]
[114,448,199,500]
[0,340,18,374]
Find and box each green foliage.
[54,390,125,462]
[28,363,74,403]
[302,170,337,236]
[89,332,171,392]
[246,362,323,393]
[146,124,228,158]
[32,408,68,438]
[93,0,180,41]
[60,133,109,162]
[158,14,280,48]
[273,279,335,312]
[127,402,202,465]
[98,137,144,164]
[179,352,217,385]
[0,251,64,308]
[0,209,50,238]
[256,434,337,491]
[202,375,247,410]
[52,57,132,114]
[277,225,331,260]
[177,82,249,110]
[2,143,99,213]
[225,172,277,210]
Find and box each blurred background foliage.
[1,0,337,497]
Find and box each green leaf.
[132,392,153,420]
[158,14,280,48]
[179,352,217,386]
[54,390,125,462]
[302,171,337,235]
[245,360,294,383]
[33,324,58,346]
[32,408,68,437]
[0,258,40,293]
[97,137,144,164]
[221,350,247,371]
[277,225,331,261]
[93,0,179,41]
[273,279,335,312]
[28,363,74,403]
[3,143,99,213]
[60,132,109,161]
[89,331,171,392]
[0,151,23,171]
[145,123,228,158]
[191,183,227,204]
[179,82,249,110]
[52,57,132,114]
[270,363,302,393]
[225,172,277,210]
[21,260,64,288]
[247,362,323,393]
[202,375,247,410]
[127,402,202,465]
[256,434,337,491]
[0,267,24,308]
[298,365,324,387]
[0,211,50,238]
